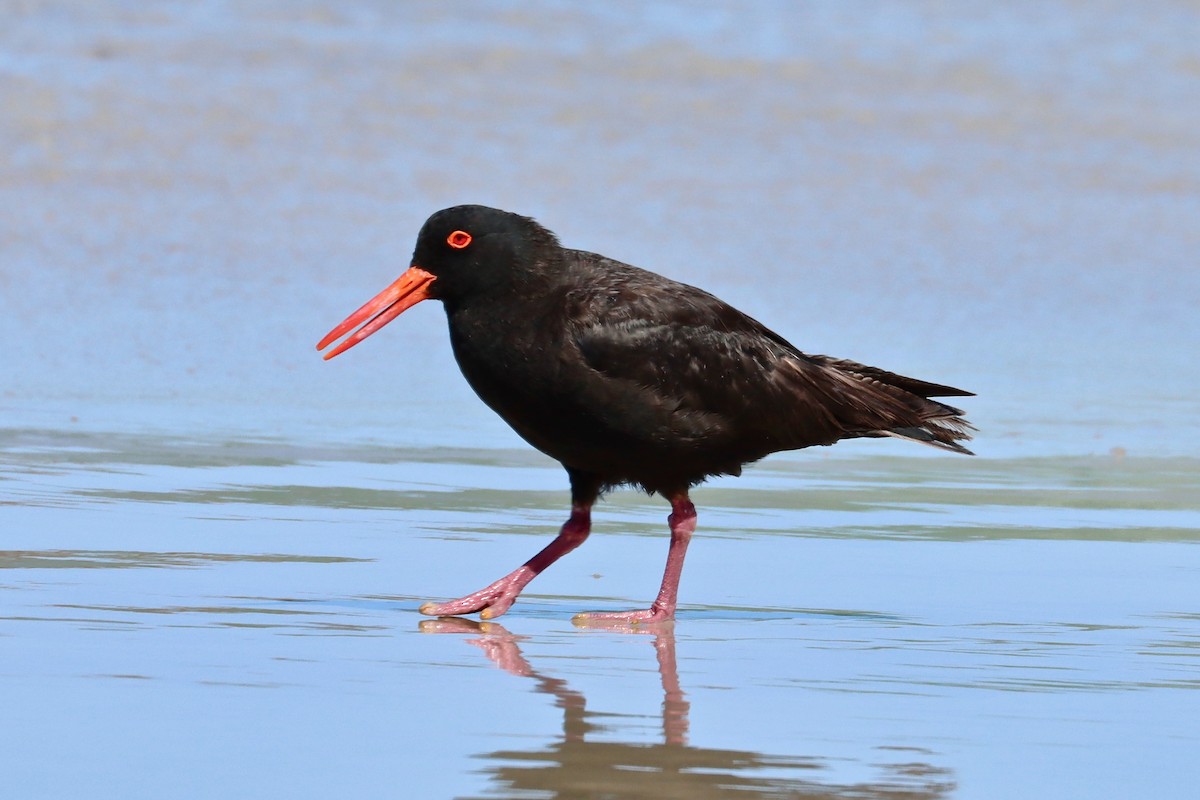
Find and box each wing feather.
[561,252,974,458]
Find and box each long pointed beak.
[316,266,437,360]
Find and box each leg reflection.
[418,618,954,799]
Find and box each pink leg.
[419,503,591,620]
[574,493,696,625]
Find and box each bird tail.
[812,357,976,455]
[881,419,975,455]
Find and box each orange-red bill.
[316,266,436,360]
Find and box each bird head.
[317,205,558,360]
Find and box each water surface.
[2,2,1198,798]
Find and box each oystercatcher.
[318,205,973,622]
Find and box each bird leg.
[574,493,696,625]
[419,503,592,620]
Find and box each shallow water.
[3,2,1199,798]
[3,430,1198,798]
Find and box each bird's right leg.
[420,473,600,620]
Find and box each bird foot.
[572,605,675,627]
[419,567,534,620]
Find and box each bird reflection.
[419,618,954,799]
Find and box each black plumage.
[318,205,973,622]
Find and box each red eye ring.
[447,230,472,249]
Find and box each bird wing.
[562,256,972,456]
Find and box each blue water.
[3,2,1199,798]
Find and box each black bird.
[317,205,973,623]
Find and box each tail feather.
[814,357,974,398]
[806,355,976,455]
[882,425,975,455]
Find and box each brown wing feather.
[563,255,974,461]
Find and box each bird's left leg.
[419,472,600,620]
[574,491,696,625]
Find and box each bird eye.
[447,230,472,249]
